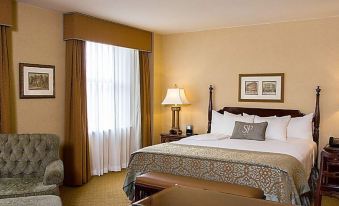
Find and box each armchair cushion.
[0,195,62,206]
[0,177,58,199]
[0,134,60,178]
[43,160,64,185]
[0,134,63,199]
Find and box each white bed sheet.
[174,133,317,177]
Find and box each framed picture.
[239,73,284,102]
[19,63,55,99]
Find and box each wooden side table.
[323,145,339,185]
[324,145,339,153]
[160,133,188,143]
[315,145,339,206]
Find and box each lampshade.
[162,88,190,105]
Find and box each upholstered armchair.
[0,134,64,199]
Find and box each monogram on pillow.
[231,121,268,141]
[242,124,254,134]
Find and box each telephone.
[329,137,339,147]
[186,125,193,136]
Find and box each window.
[86,41,141,175]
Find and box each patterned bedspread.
[123,143,310,205]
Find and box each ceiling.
[19,0,339,34]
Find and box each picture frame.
[239,73,284,102]
[19,63,55,99]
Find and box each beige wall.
[154,17,339,150]
[12,3,66,146]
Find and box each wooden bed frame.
[207,85,321,164]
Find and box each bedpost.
[207,85,213,133]
[309,86,321,193]
[313,86,321,146]
[313,86,321,169]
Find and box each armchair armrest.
[43,160,64,185]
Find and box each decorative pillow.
[287,113,313,140]
[223,112,254,136]
[211,110,254,135]
[231,121,268,141]
[254,115,291,141]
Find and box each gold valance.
[0,0,13,26]
[64,13,152,52]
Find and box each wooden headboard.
[207,85,321,146]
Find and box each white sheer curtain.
[86,41,141,176]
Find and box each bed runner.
[123,143,310,205]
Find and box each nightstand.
[160,133,189,143]
[315,145,339,206]
[324,144,339,153]
[323,145,339,185]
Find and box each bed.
[123,86,321,206]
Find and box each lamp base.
[169,106,182,135]
[169,129,182,135]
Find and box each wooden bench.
[135,172,265,201]
[133,186,287,206]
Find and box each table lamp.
[162,86,190,135]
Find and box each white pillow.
[254,115,291,141]
[211,110,254,135]
[211,110,229,134]
[242,113,255,119]
[224,111,241,117]
[287,113,313,140]
[243,113,276,118]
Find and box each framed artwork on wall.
[19,63,55,99]
[239,73,284,102]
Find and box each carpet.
[60,171,130,206]
[60,170,339,206]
